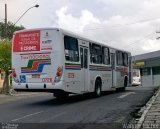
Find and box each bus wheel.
[94,79,102,97]
[54,92,69,99]
[122,77,128,91]
[124,77,128,87]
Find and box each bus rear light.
[57,72,61,77]
[12,68,17,78]
[13,72,17,78]
[54,66,63,82]
[12,68,19,83]
[56,67,62,77]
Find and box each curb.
[135,86,160,129]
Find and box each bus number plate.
[42,78,52,83]
[68,73,75,78]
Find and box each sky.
[1,0,160,55]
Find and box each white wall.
[153,75,160,86]
[141,75,152,86]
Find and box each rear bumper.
[14,88,64,93]
[132,82,141,85]
[13,81,65,92]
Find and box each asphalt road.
[0,86,157,129]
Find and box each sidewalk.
[0,92,50,104]
[136,86,160,129]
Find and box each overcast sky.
[1,0,160,55]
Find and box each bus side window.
[92,44,102,64]
[102,46,110,65]
[116,51,123,66]
[64,36,79,62]
[80,48,83,68]
[84,49,88,68]
[116,51,120,66]
[123,52,128,66]
[89,43,92,63]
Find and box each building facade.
[133,50,160,86]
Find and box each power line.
[84,17,160,31]
[123,32,155,47]
[98,32,155,48]
[121,32,157,55]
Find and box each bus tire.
[122,77,128,91]
[94,79,102,97]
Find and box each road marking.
[114,116,125,122]
[11,111,43,122]
[118,92,135,99]
[40,112,66,123]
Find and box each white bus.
[12,28,132,99]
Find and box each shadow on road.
[27,90,127,107]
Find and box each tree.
[0,21,25,40]
[0,41,12,94]
[0,21,24,94]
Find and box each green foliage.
[0,41,12,94]
[0,21,24,94]
[0,40,12,72]
[0,21,25,40]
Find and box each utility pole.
[5,4,7,39]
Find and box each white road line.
[114,116,125,122]
[11,111,43,122]
[40,112,66,123]
[118,92,135,99]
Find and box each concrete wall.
[141,74,160,87]
[153,75,160,86]
[141,75,152,86]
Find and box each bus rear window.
[64,36,79,62]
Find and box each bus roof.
[13,27,131,55]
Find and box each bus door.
[80,46,89,92]
[111,53,116,88]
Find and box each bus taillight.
[12,68,19,83]
[54,67,63,82]
[12,68,17,78]
[57,67,62,77]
